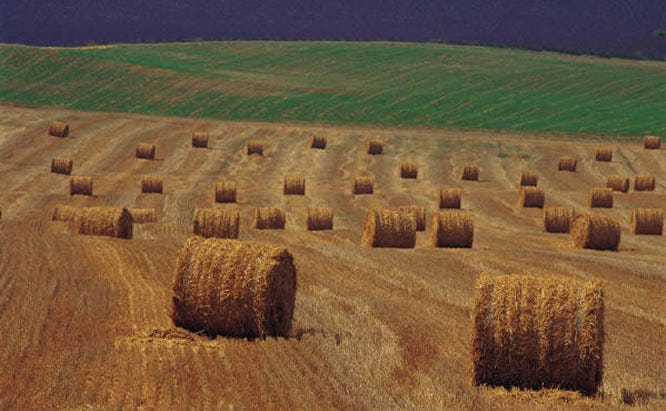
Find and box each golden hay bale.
[306,207,333,230]
[172,236,297,337]
[193,208,239,239]
[518,187,545,208]
[366,139,384,155]
[396,205,426,231]
[634,175,656,191]
[587,187,613,208]
[284,175,305,195]
[247,141,263,156]
[136,143,156,159]
[51,158,73,175]
[439,188,462,209]
[630,208,663,235]
[128,208,157,224]
[70,176,93,196]
[570,213,620,250]
[558,156,577,172]
[606,176,629,193]
[361,208,416,248]
[644,136,661,149]
[215,181,237,203]
[141,176,163,194]
[460,165,479,181]
[519,171,538,187]
[253,207,286,230]
[48,121,69,137]
[308,135,327,150]
[431,210,474,248]
[543,206,575,233]
[400,162,418,179]
[191,131,208,148]
[595,148,613,162]
[352,176,374,195]
[472,274,604,395]
[75,207,133,239]
[51,204,79,222]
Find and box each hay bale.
[308,135,327,150]
[472,274,604,395]
[519,171,538,187]
[605,176,629,193]
[558,156,577,172]
[306,207,333,230]
[587,187,613,208]
[396,205,426,231]
[439,188,462,209]
[141,176,163,194]
[352,176,374,195]
[70,176,93,196]
[193,208,239,239]
[630,208,663,235]
[460,165,479,181]
[644,136,661,149]
[570,213,620,250]
[192,131,208,148]
[518,187,545,208]
[51,204,79,222]
[284,175,305,195]
[215,181,237,203]
[431,210,474,248]
[595,148,613,162]
[51,158,73,175]
[48,121,69,137]
[247,141,263,156]
[253,207,285,230]
[366,140,384,155]
[543,206,575,233]
[634,175,656,191]
[128,208,157,224]
[400,162,418,179]
[136,143,156,160]
[361,208,416,248]
[75,207,133,239]
[171,236,297,337]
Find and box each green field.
[1,41,665,136]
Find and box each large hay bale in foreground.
[48,121,69,137]
[431,210,474,248]
[634,175,656,191]
[75,207,133,239]
[192,131,208,148]
[308,135,327,150]
[439,188,462,209]
[215,181,237,203]
[606,176,629,193]
[306,207,333,230]
[472,274,604,395]
[361,208,416,248]
[51,204,79,222]
[558,156,577,172]
[460,165,479,181]
[644,136,661,149]
[128,208,157,224]
[284,175,305,195]
[595,148,613,162]
[141,176,163,194]
[136,143,156,160]
[70,176,93,196]
[172,237,297,337]
[51,158,73,175]
[396,205,426,231]
[352,176,374,195]
[519,171,538,187]
[587,187,613,208]
[400,162,418,179]
[518,187,545,208]
[366,140,384,155]
[630,208,663,235]
[543,206,575,233]
[247,141,264,156]
[193,208,239,239]
[253,207,286,230]
[570,213,620,250]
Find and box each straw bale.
[48,121,69,137]
[51,204,79,222]
[361,208,416,248]
[284,175,305,195]
[543,206,575,233]
[141,176,163,194]
[570,213,620,250]
[461,165,479,181]
[558,156,577,171]
[352,176,374,194]
[70,176,93,196]
[247,141,263,156]
[519,171,538,187]
[595,148,613,162]
[634,175,656,191]
[518,187,545,208]
[396,205,426,231]
[439,188,462,209]
[193,208,239,239]
[308,135,327,150]
[366,140,384,155]
[172,236,297,337]
[306,207,333,230]
[431,210,474,248]
[136,143,156,159]
[606,176,629,193]
[215,181,237,203]
[75,207,133,239]
[644,136,661,149]
[630,208,663,235]
[587,187,613,208]
[128,208,157,224]
[51,158,73,175]
[192,131,208,148]
[400,162,418,179]
[253,207,286,230]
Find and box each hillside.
[1,42,665,136]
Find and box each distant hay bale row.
[543,206,575,233]
[634,175,655,191]
[141,176,163,194]
[51,204,79,222]
[51,158,73,175]
[48,121,69,137]
[253,207,285,229]
[519,171,538,187]
[308,135,327,150]
[588,187,613,208]
[193,208,239,239]
[70,176,93,196]
[352,176,374,194]
[472,274,604,395]
[400,162,418,179]
[215,181,237,203]
[136,143,156,160]
[558,156,577,172]
[570,213,620,250]
[396,205,426,231]
[192,131,208,148]
[172,236,297,338]
[431,210,474,248]
[461,165,479,181]
[76,207,133,239]
[284,175,305,195]
[595,147,612,162]
[306,207,333,230]
[247,141,263,156]
[630,208,663,235]
[128,208,157,224]
[362,208,416,248]
[366,140,384,155]
[644,136,661,149]
[439,188,461,209]
[606,176,629,193]
[518,187,545,208]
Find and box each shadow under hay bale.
[51,158,73,175]
[352,176,374,195]
[247,141,263,156]
[472,274,604,395]
[595,148,613,162]
[70,176,93,196]
[460,165,479,181]
[48,121,69,137]
[362,208,416,248]
[191,131,208,148]
[396,205,426,231]
[400,162,418,179]
[253,207,285,230]
[141,176,163,194]
[606,176,629,193]
[136,143,156,159]
[587,187,613,208]
[634,175,656,191]
[128,208,157,224]
[76,207,133,239]
[284,175,305,195]
[431,210,474,248]
[51,204,79,222]
[171,237,297,338]
[366,139,384,155]
[570,213,620,250]
[518,187,545,208]
[439,188,462,209]
[558,156,577,172]
[193,208,239,239]
[215,181,237,203]
[630,208,663,235]
[543,206,575,233]
[308,135,327,150]
[644,136,661,149]
[519,171,538,187]
[306,207,333,230]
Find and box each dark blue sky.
[2,1,665,59]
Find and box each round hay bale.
[472,274,604,395]
[400,162,418,179]
[215,181,237,203]
[193,208,239,239]
[70,176,93,196]
[253,207,286,230]
[519,171,538,187]
[558,156,577,172]
[128,208,157,224]
[570,213,620,250]
[362,208,416,248]
[172,236,297,338]
[136,143,156,160]
[308,135,327,150]
[48,121,69,138]
[630,208,663,235]
[543,206,575,233]
[431,210,474,248]
[247,141,263,156]
[396,205,426,231]
[595,148,613,162]
[284,175,305,195]
[588,187,613,208]
[51,158,73,175]
[606,176,629,193]
[518,187,545,208]
[634,175,656,191]
[644,136,661,149]
[306,207,333,230]
[439,188,462,209]
[141,176,163,194]
[192,131,208,148]
[75,207,133,239]
[352,176,374,195]
[366,140,384,155]
[460,165,479,181]
[51,204,79,222]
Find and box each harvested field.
[51,204,79,222]
[128,208,157,224]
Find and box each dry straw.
[51,158,73,175]
[361,208,416,248]
[51,204,79,222]
[171,236,297,337]
[587,187,613,208]
[634,175,656,191]
[141,176,163,194]
[431,210,474,248]
[128,208,157,224]
[366,140,384,155]
[70,176,93,196]
[136,143,156,159]
[595,148,613,162]
[471,274,605,395]
[247,141,263,156]
[558,156,577,172]
[461,165,479,181]
[606,176,629,193]
[630,208,663,235]
[644,136,661,149]
[215,181,237,203]
[76,207,133,239]
[543,206,575,233]
[519,171,538,187]
[306,207,333,230]
[253,207,286,229]
[570,213,620,250]
[193,208,239,239]
[352,176,374,195]
[400,162,418,179]
[48,121,69,137]
[284,175,305,195]
[518,187,545,208]
[308,135,327,150]
[439,188,462,209]
[192,131,208,148]
[396,205,426,231]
